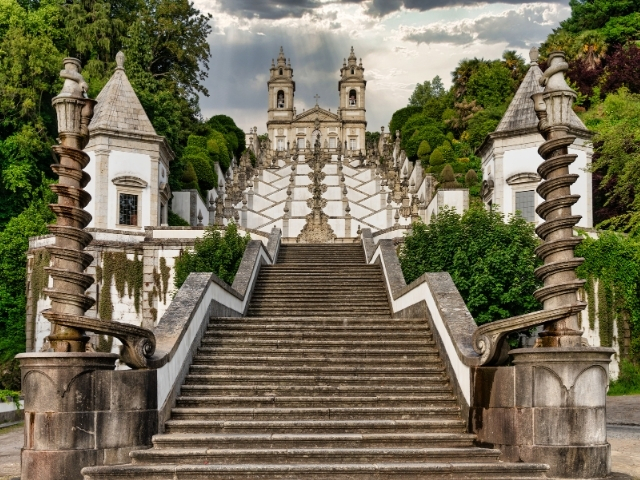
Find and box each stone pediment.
[294,106,339,123]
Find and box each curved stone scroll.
[472,303,586,365]
[42,310,156,369]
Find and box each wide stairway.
[83,244,548,479]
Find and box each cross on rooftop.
[314,94,320,105]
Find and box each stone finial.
[529,47,539,65]
[197,210,203,226]
[116,51,125,70]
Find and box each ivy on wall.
[577,231,640,360]
[97,252,143,321]
[30,249,50,320]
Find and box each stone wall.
[25,226,269,355]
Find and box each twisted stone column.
[531,51,586,348]
[43,58,96,352]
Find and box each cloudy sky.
[192,0,571,133]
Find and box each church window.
[160,203,165,225]
[279,68,283,75]
[351,68,354,75]
[119,193,139,226]
[297,138,305,149]
[515,190,535,222]
[329,137,336,148]
[277,138,285,151]
[349,89,357,106]
[349,138,356,150]
[277,90,285,108]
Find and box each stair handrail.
[363,228,584,404]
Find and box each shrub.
[174,223,251,288]
[440,164,460,188]
[168,210,190,227]
[465,169,478,186]
[417,140,431,159]
[389,106,423,140]
[429,148,445,166]
[187,135,208,150]
[608,361,640,396]
[399,206,542,324]
[185,153,216,193]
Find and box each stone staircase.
[82,244,548,479]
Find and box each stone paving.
[1,396,638,479]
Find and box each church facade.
[266,47,367,153]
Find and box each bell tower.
[268,47,295,121]
[338,47,367,151]
[267,47,295,151]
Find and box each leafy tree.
[463,104,507,150]
[465,61,514,109]
[408,75,445,108]
[365,131,381,151]
[452,57,491,99]
[388,106,422,141]
[601,43,640,94]
[399,206,542,324]
[560,0,640,34]
[582,88,640,232]
[0,184,54,372]
[502,50,527,83]
[174,223,250,287]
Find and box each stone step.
[150,432,477,450]
[82,462,549,479]
[163,418,467,434]
[245,299,391,306]
[183,374,449,387]
[206,323,429,333]
[194,347,441,359]
[246,309,391,317]
[201,331,428,341]
[175,395,458,409]
[249,291,388,298]
[198,339,430,349]
[209,317,428,326]
[169,406,461,421]
[191,353,442,366]
[188,365,442,376]
[178,384,453,397]
[130,447,499,466]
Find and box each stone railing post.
[17,57,157,480]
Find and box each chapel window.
[349,89,357,106]
[279,68,283,75]
[515,190,535,222]
[119,193,139,226]
[297,138,305,149]
[351,68,354,75]
[277,90,285,108]
[160,203,165,225]
[349,138,356,150]
[277,138,285,151]
[329,137,336,149]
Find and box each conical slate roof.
[494,61,587,133]
[89,52,157,136]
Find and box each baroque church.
[266,46,367,153]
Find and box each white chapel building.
[477,49,593,228]
[83,52,174,231]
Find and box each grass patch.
[609,361,640,396]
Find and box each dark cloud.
[215,0,566,20]
[201,26,358,129]
[402,4,568,48]
[216,0,322,20]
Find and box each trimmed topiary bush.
[429,148,445,166]
[465,169,479,187]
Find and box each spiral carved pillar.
[43,57,96,352]
[530,52,587,348]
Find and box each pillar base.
[17,352,157,480]
[471,347,614,479]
